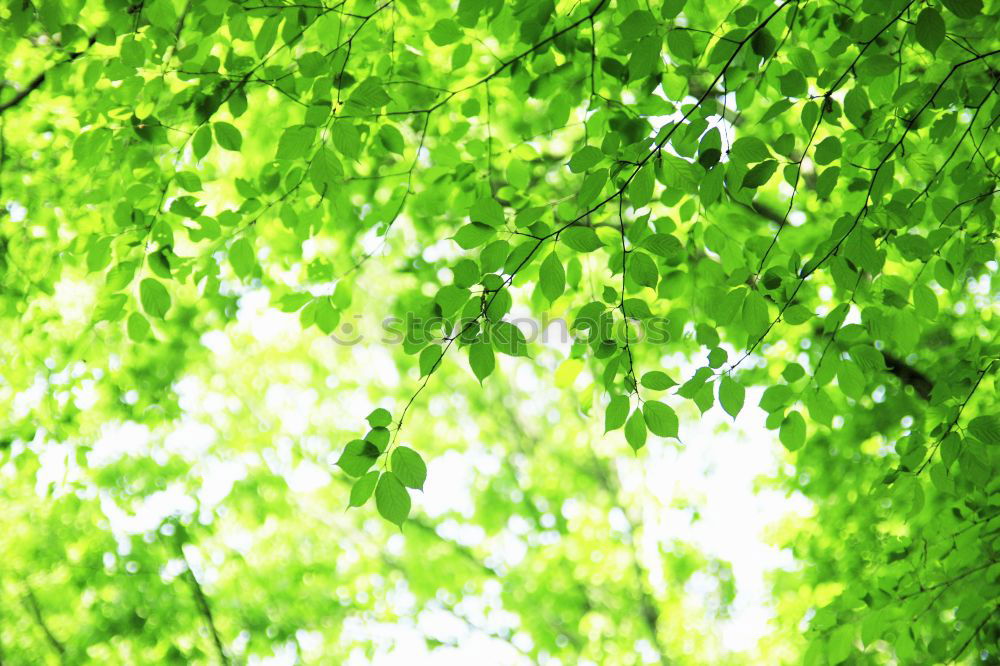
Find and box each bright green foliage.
[1,0,999,663]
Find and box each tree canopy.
[1,0,999,663]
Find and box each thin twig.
[176,545,231,665]
[22,584,66,663]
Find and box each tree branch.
[21,584,66,663]
[916,362,992,474]
[0,37,96,116]
[948,605,997,664]
[176,544,231,665]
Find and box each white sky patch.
[641,384,812,653]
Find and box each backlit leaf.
[375,472,410,527]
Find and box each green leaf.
[783,305,812,325]
[578,168,608,206]
[491,321,528,357]
[827,624,855,665]
[628,163,654,207]
[642,234,682,258]
[375,472,410,527]
[699,167,724,205]
[139,278,170,318]
[742,292,769,337]
[629,251,658,288]
[620,10,656,40]
[86,237,112,273]
[419,344,443,376]
[859,55,897,78]
[254,14,280,58]
[837,360,866,400]
[941,0,982,19]
[309,148,343,192]
[661,0,684,19]
[628,35,660,80]
[624,409,647,451]
[539,252,565,302]
[778,70,807,98]
[119,36,144,67]
[561,227,603,252]
[623,298,653,320]
[759,385,792,412]
[366,429,391,455]
[813,137,842,165]
[452,259,480,288]
[915,8,945,52]
[719,376,745,419]
[708,347,727,369]
[175,171,202,192]
[192,125,212,159]
[429,18,461,46]
[941,432,962,468]
[643,400,678,438]
[779,411,806,451]
[367,408,392,428]
[912,284,939,319]
[860,613,884,649]
[391,446,427,490]
[336,439,380,477]
[470,197,505,226]
[678,367,713,399]
[126,312,150,342]
[502,240,538,274]
[815,166,840,198]
[641,371,676,390]
[515,207,545,228]
[967,415,1000,445]
[145,0,177,29]
[751,28,776,58]
[481,241,510,273]
[213,122,242,151]
[849,345,884,373]
[666,29,694,60]
[485,288,513,321]
[229,238,255,279]
[453,223,495,249]
[452,44,472,69]
[350,78,390,108]
[435,285,469,316]
[333,123,362,160]
[469,341,495,383]
[348,471,379,507]
[605,394,629,432]
[742,160,777,188]
[298,51,327,77]
[568,146,602,173]
[731,137,771,163]
[844,87,871,129]
[378,124,405,154]
[314,297,339,334]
